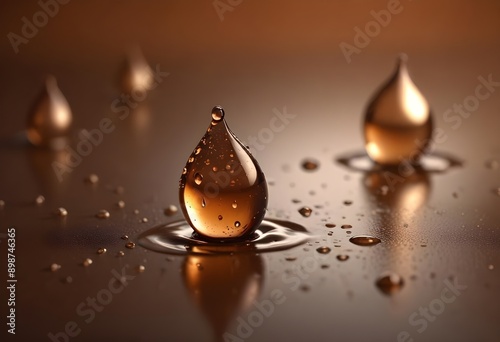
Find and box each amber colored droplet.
[96,210,110,219]
[35,195,45,205]
[55,207,68,217]
[364,54,433,165]
[126,242,136,249]
[179,106,268,240]
[341,224,352,229]
[298,207,312,217]
[375,272,404,295]
[121,235,129,240]
[50,263,61,272]
[164,205,178,216]
[117,251,125,257]
[336,254,349,261]
[137,265,146,273]
[116,200,126,208]
[349,235,381,246]
[325,223,336,228]
[82,258,93,267]
[97,248,107,255]
[119,46,154,93]
[85,174,99,184]
[316,246,331,254]
[141,217,148,223]
[301,159,319,171]
[26,75,72,149]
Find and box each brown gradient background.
[0,1,499,341]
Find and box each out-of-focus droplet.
[343,200,352,206]
[325,223,336,228]
[349,235,381,246]
[341,224,352,229]
[285,256,297,261]
[301,159,319,171]
[364,54,433,165]
[50,263,61,272]
[0,200,5,208]
[97,248,107,255]
[126,242,136,249]
[298,207,312,217]
[375,272,404,295]
[85,174,99,184]
[488,264,494,270]
[485,159,499,170]
[55,207,68,217]
[179,106,268,240]
[26,75,72,149]
[116,200,126,208]
[82,258,93,267]
[117,251,125,257]
[316,246,331,254]
[96,210,110,219]
[336,254,349,261]
[164,205,178,216]
[35,195,45,205]
[119,46,154,93]
[141,217,148,223]
[137,265,146,273]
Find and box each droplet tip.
[211,105,225,121]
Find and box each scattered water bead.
[298,207,312,217]
[137,265,146,273]
[96,210,110,219]
[97,248,107,255]
[141,217,149,223]
[301,159,319,171]
[35,195,45,205]
[116,200,126,208]
[133,209,140,215]
[336,254,349,261]
[325,223,336,228]
[179,106,268,240]
[349,235,381,246]
[85,174,99,184]
[485,159,499,170]
[364,54,433,165]
[64,276,73,284]
[488,264,494,270]
[341,224,352,229]
[26,75,72,149]
[121,235,129,240]
[164,205,178,216]
[316,246,331,254]
[0,200,4,208]
[285,256,297,261]
[232,201,238,209]
[126,242,136,249]
[55,207,68,217]
[50,263,61,272]
[343,200,352,206]
[117,251,125,257]
[115,186,125,195]
[82,258,93,267]
[375,272,404,295]
[119,46,154,93]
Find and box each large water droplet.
[349,235,381,246]
[375,272,404,295]
[26,75,72,149]
[179,106,268,240]
[364,54,433,165]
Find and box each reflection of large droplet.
[26,75,72,149]
[119,46,154,93]
[179,106,268,240]
[364,54,433,165]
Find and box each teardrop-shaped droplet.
[26,75,72,149]
[364,54,433,165]
[119,46,154,93]
[349,235,381,246]
[179,106,268,240]
[375,272,404,295]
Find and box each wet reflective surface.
[1,1,500,341]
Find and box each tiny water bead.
[126,242,136,249]
[35,195,45,205]
[96,210,110,219]
[164,205,178,216]
[364,54,433,165]
[316,246,331,254]
[82,258,93,267]
[341,224,352,229]
[301,159,319,171]
[336,254,349,261]
[349,235,381,246]
[179,106,268,240]
[375,272,404,295]
[97,248,107,255]
[50,263,61,272]
[325,223,336,228]
[26,75,73,149]
[85,174,99,184]
[298,207,312,217]
[119,46,154,93]
[55,207,68,217]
